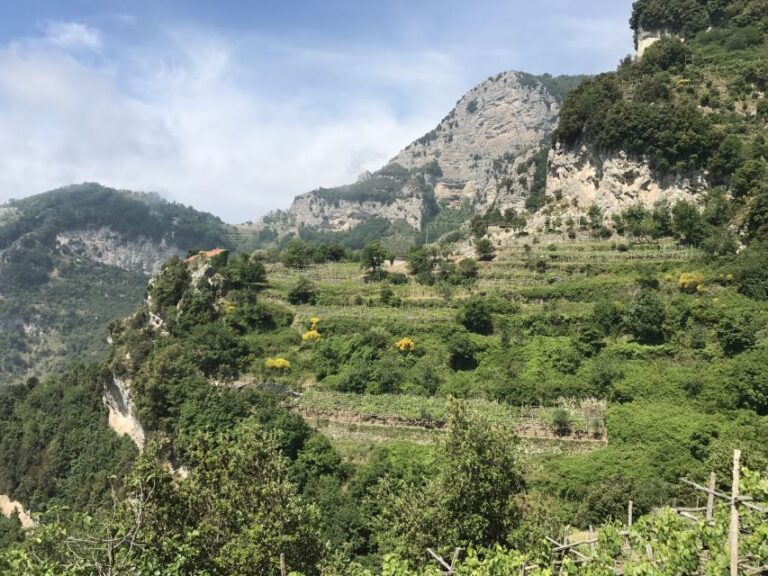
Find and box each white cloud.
[0,26,455,222]
[43,21,103,52]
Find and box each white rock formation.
[103,376,145,450]
[288,193,425,231]
[393,70,559,186]
[635,27,677,58]
[0,494,35,529]
[543,145,707,222]
[278,70,561,233]
[56,228,182,275]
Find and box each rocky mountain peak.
[391,70,559,185]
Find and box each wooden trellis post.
[706,471,716,522]
[729,450,740,576]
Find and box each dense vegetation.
[2,2,768,574]
[0,184,240,387]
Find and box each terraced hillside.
[235,235,767,517]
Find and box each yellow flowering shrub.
[395,337,416,354]
[679,272,704,294]
[309,317,320,329]
[302,330,321,342]
[265,357,291,370]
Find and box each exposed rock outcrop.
[0,494,35,529]
[270,71,563,235]
[393,70,558,190]
[288,193,425,231]
[56,228,182,275]
[543,144,706,222]
[635,27,678,58]
[103,376,145,450]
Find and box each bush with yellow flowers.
[309,317,320,330]
[679,272,704,294]
[395,337,416,354]
[265,357,291,370]
[302,329,321,342]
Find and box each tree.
[372,402,524,563]
[281,238,313,269]
[448,334,479,371]
[625,290,666,344]
[716,313,757,356]
[150,257,190,311]
[225,253,266,289]
[360,241,391,279]
[457,297,494,335]
[288,277,317,305]
[671,201,706,246]
[475,237,496,261]
[457,258,479,282]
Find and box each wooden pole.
[280,553,287,576]
[706,471,716,522]
[729,450,741,576]
[628,500,634,527]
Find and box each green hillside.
[0,184,242,387]
[1,1,768,574]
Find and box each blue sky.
[0,0,635,222]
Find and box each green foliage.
[625,290,667,344]
[457,297,494,335]
[716,312,758,355]
[150,257,190,311]
[475,238,496,261]
[371,402,524,563]
[640,36,692,73]
[0,366,137,513]
[282,238,314,269]
[289,277,318,305]
[361,241,392,278]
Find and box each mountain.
[257,71,585,243]
[0,184,244,387]
[2,0,768,572]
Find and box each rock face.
[0,494,35,529]
[392,70,559,193]
[288,191,425,231]
[544,144,706,220]
[103,376,146,450]
[272,70,563,234]
[635,27,678,58]
[56,228,182,275]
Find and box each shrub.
[679,272,705,294]
[448,335,478,371]
[457,297,494,335]
[265,357,291,370]
[302,330,321,343]
[625,290,666,344]
[716,314,757,356]
[395,337,416,354]
[551,409,572,437]
[475,238,496,261]
[288,277,317,305]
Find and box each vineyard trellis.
[424,450,766,575]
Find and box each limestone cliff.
[530,144,707,231]
[56,227,182,275]
[268,71,574,235]
[392,70,559,201]
[103,376,145,450]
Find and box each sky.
[0,0,635,223]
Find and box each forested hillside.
[1,0,768,574]
[0,184,241,387]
